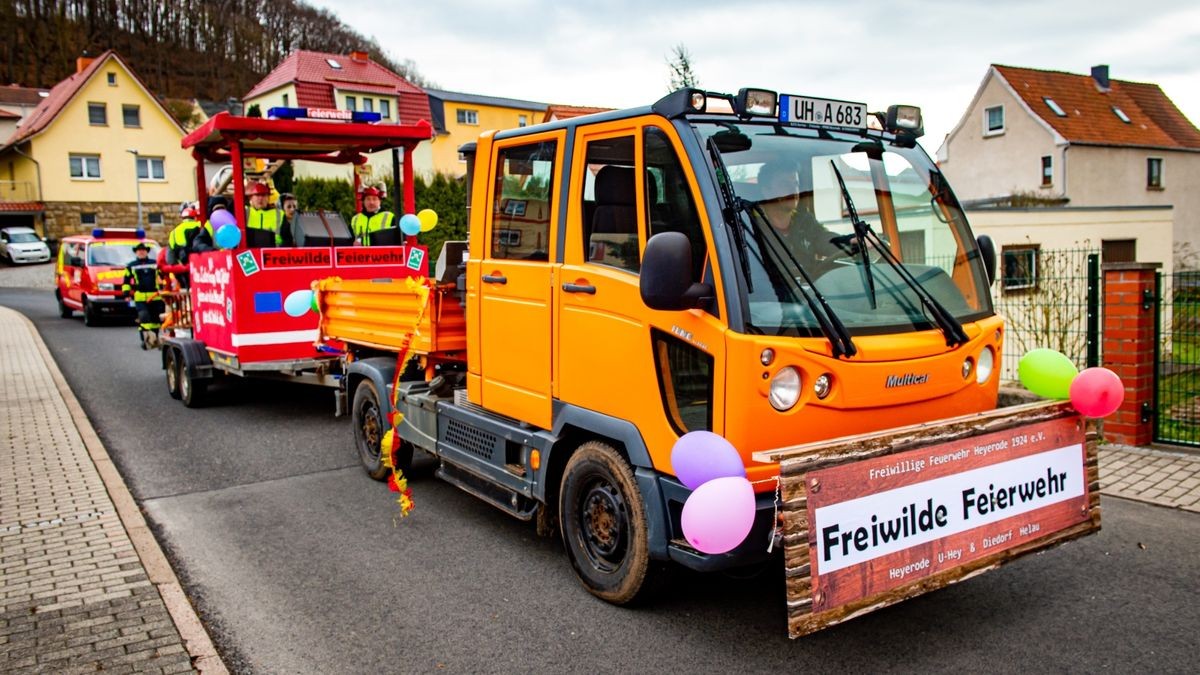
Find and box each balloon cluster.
[1018,348,1124,418]
[209,209,241,249]
[399,209,439,236]
[671,431,755,555]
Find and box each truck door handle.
[562,282,596,294]
[482,274,507,285]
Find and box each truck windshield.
[88,243,150,267]
[696,122,992,337]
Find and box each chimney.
[350,50,369,63]
[76,51,95,74]
[1091,65,1110,92]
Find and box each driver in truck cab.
[756,159,842,267]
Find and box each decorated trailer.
[316,87,1102,634]
[159,109,433,406]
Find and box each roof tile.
[994,64,1200,150]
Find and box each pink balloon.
[670,431,746,491]
[1069,367,1125,418]
[681,476,756,554]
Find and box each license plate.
[780,95,867,130]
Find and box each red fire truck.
[161,108,432,407]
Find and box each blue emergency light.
[267,106,382,123]
[92,228,146,238]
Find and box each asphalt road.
[2,282,1198,673]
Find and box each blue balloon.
[210,209,236,229]
[399,213,421,236]
[670,431,746,490]
[215,224,241,249]
[284,289,313,318]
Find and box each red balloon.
[1069,367,1124,418]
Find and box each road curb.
[18,310,229,675]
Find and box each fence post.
[1086,254,1100,368]
[1101,262,1161,445]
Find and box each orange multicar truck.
[317,87,1101,636]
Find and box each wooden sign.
[752,400,1101,638]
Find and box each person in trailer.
[246,182,293,247]
[166,204,208,287]
[121,242,164,349]
[350,186,397,246]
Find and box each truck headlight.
[977,347,995,384]
[769,367,801,411]
[814,373,832,399]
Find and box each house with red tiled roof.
[938,64,1200,267]
[0,51,193,240]
[0,85,50,141]
[242,50,434,180]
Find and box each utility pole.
[126,149,143,230]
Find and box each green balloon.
[310,293,320,314]
[1018,348,1079,400]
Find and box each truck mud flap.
[753,400,1101,638]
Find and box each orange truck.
[317,88,1100,635]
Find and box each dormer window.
[326,58,342,69]
[1043,97,1067,117]
[1112,106,1131,123]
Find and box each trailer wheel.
[352,379,395,480]
[179,359,208,408]
[559,441,663,605]
[164,348,182,400]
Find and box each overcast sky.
[310,0,1200,155]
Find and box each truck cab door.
[557,121,727,471]
[473,132,563,429]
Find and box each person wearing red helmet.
[246,182,293,247]
[350,186,396,245]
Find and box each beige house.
[938,64,1200,268]
[0,52,193,241]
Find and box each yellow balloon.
[417,208,438,232]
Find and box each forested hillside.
[0,0,429,101]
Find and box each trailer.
[160,109,433,407]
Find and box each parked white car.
[0,226,51,264]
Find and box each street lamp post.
[126,149,143,230]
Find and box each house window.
[282,94,289,107]
[1041,156,1052,186]
[122,104,140,128]
[457,108,479,125]
[69,154,102,180]
[106,72,116,86]
[1001,245,1039,293]
[346,96,356,111]
[1147,157,1163,189]
[984,105,1004,135]
[148,212,164,226]
[497,228,522,246]
[136,157,165,181]
[363,98,373,113]
[1043,97,1067,117]
[380,100,390,119]
[518,114,528,128]
[1102,239,1136,264]
[88,102,106,126]
[80,213,97,226]
[1112,106,1131,124]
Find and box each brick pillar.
[1101,262,1161,445]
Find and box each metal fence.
[991,248,1100,383]
[1155,271,1200,447]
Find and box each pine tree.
[667,44,699,91]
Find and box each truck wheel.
[56,292,72,318]
[82,298,98,326]
[180,361,208,408]
[559,441,662,605]
[353,379,410,480]
[164,348,182,400]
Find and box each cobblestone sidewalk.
[1099,444,1200,511]
[0,306,223,673]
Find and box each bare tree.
[666,43,699,92]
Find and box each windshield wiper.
[742,200,857,358]
[830,161,878,310]
[706,137,856,358]
[828,162,970,348]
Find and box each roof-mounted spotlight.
[651,88,708,119]
[886,105,924,138]
[734,88,777,118]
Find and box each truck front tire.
[559,441,663,605]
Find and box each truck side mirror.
[976,234,996,285]
[640,232,713,311]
